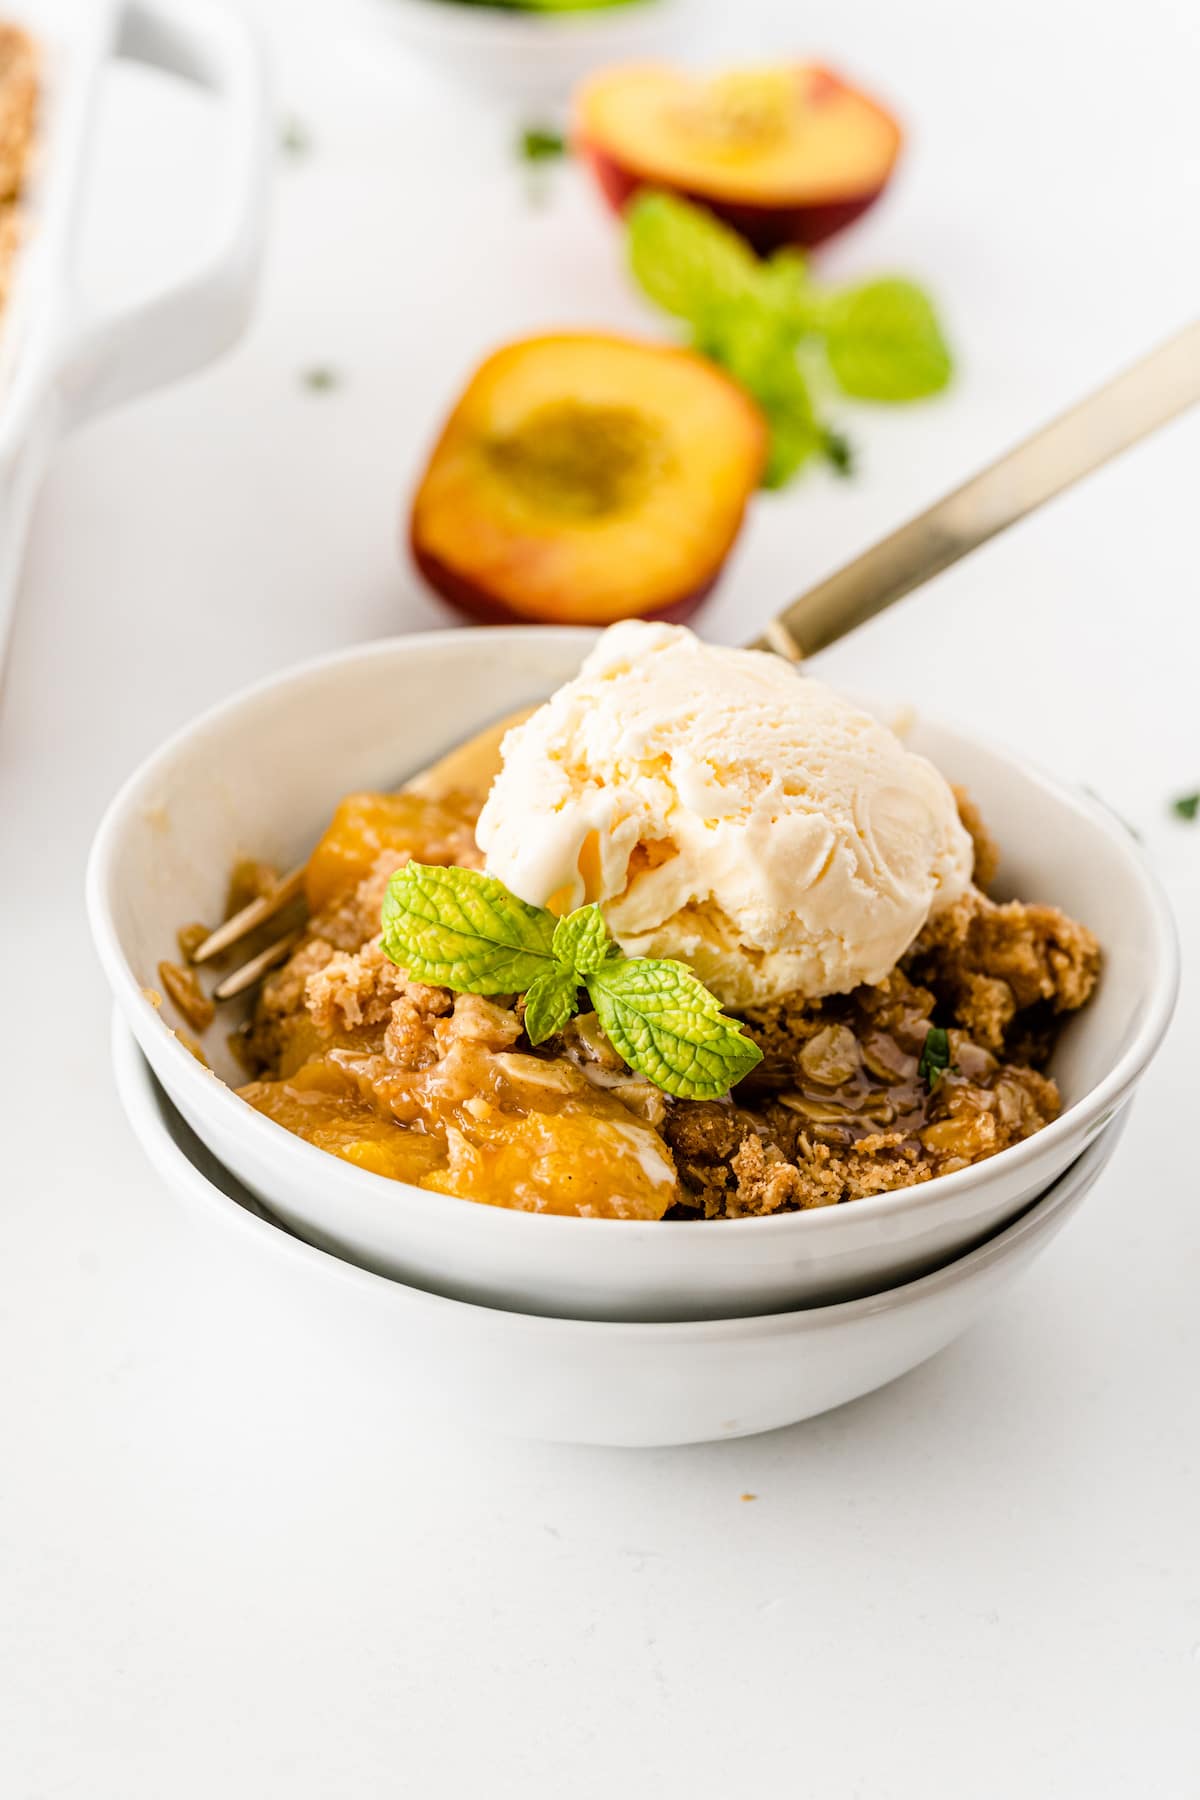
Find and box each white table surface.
[2,0,1199,1792]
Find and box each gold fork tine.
[191,865,306,966]
[194,705,537,1005]
[212,928,305,1003]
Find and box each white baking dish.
[0,0,269,674]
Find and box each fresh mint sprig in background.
[627,191,954,488]
[381,864,763,1101]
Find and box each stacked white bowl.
[88,632,1178,1445]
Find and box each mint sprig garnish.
[627,191,953,489]
[381,864,763,1100]
[551,904,615,973]
[588,957,763,1100]
[523,966,580,1044]
[380,862,556,995]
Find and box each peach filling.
[203,776,1099,1223]
[237,791,677,1220]
[242,1010,676,1221]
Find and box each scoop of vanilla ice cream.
[476,621,974,1008]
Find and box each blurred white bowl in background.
[365,0,700,106]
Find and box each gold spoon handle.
[754,319,1200,660]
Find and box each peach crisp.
[204,781,1100,1222]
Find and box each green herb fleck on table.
[279,117,312,159]
[301,366,340,393]
[821,427,855,477]
[626,190,954,489]
[380,864,763,1101]
[918,1024,953,1090]
[1171,791,1199,822]
[518,124,568,164]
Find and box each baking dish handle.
[65,0,270,425]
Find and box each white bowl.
[112,1015,1126,1448]
[364,0,695,106]
[87,630,1178,1322]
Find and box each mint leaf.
[699,307,791,391]
[1171,791,1199,822]
[695,310,822,488]
[757,247,814,327]
[524,967,580,1045]
[764,401,822,487]
[918,1023,953,1089]
[586,958,763,1100]
[756,355,823,488]
[825,279,953,402]
[628,191,763,324]
[552,904,614,973]
[381,863,556,994]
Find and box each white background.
[3,0,1199,1792]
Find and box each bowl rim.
[87,627,1180,1245]
[112,1010,1122,1341]
[377,0,679,47]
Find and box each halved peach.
[409,333,766,628]
[575,63,902,253]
